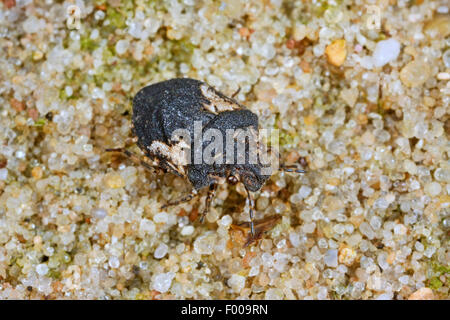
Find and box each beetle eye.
[227,175,238,185]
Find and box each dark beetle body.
[132,78,270,192]
[107,77,306,245]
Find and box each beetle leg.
[243,215,282,247]
[161,190,198,209]
[231,87,241,98]
[244,185,255,237]
[105,147,158,172]
[200,183,217,223]
[106,147,185,177]
[244,230,264,248]
[262,146,306,174]
[156,159,185,178]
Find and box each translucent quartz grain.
[180,225,194,236]
[92,208,107,219]
[154,243,168,259]
[1,0,448,301]
[400,60,431,88]
[372,39,400,67]
[0,168,7,181]
[424,182,442,197]
[228,274,246,293]
[35,264,49,276]
[193,232,215,255]
[265,288,283,300]
[152,272,175,293]
[324,249,338,268]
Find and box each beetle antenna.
[243,184,255,237]
[162,190,198,209]
[200,183,217,223]
[106,147,156,172]
[280,164,306,174]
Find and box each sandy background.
[0,0,448,299]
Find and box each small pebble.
[108,256,120,269]
[340,88,359,107]
[154,212,168,224]
[22,16,46,34]
[181,225,194,236]
[324,249,338,268]
[193,232,215,255]
[325,39,347,66]
[338,246,357,266]
[152,272,175,293]
[400,60,431,87]
[414,241,424,252]
[408,287,435,300]
[372,38,401,67]
[434,168,450,183]
[437,72,450,80]
[317,286,328,300]
[115,40,130,55]
[424,15,450,39]
[359,222,376,240]
[289,232,301,248]
[31,166,43,179]
[94,10,105,20]
[298,185,312,198]
[376,293,393,300]
[154,243,168,259]
[92,208,107,219]
[15,150,26,159]
[33,51,43,61]
[228,274,246,293]
[218,215,232,227]
[0,168,8,181]
[36,264,49,276]
[105,173,125,189]
[265,288,284,300]
[399,275,409,284]
[443,49,450,68]
[424,182,442,197]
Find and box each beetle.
[107,78,305,244]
